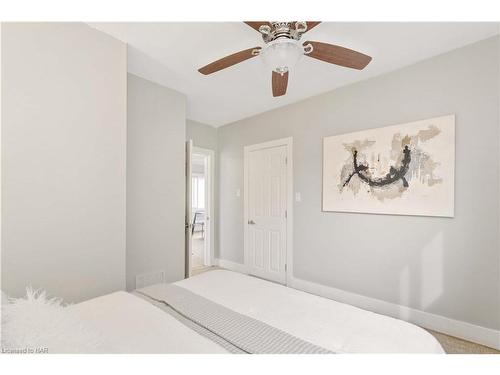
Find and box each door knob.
[248,220,256,225]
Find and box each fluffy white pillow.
[1,288,102,353]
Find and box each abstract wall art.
[322,115,455,217]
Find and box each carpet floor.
[425,329,499,354]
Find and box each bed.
[69,270,444,353]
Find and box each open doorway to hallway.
[190,147,215,275]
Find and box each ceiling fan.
[198,21,372,97]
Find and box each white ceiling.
[89,22,498,127]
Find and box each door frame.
[185,140,193,278]
[243,137,293,286]
[192,146,215,268]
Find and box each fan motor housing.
[259,22,307,43]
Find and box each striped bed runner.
[134,285,332,354]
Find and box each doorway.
[186,145,215,276]
[244,137,293,285]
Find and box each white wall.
[0,23,3,296]
[217,37,500,334]
[1,23,127,303]
[127,73,186,291]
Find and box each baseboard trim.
[213,258,500,350]
[214,258,248,274]
[289,276,500,351]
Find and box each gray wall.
[186,120,217,176]
[217,37,500,330]
[127,74,186,291]
[186,119,218,150]
[1,23,127,303]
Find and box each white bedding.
[70,270,444,353]
[68,290,226,353]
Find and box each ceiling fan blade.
[272,71,288,97]
[198,47,261,75]
[303,41,372,70]
[304,21,321,32]
[244,21,272,32]
[290,21,322,32]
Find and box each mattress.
[70,269,444,353]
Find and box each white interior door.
[185,140,193,278]
[245,144,287,284]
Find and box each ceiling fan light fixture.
[198,22,372,97]
[260,39,303,74]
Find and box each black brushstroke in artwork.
[343,146,411,189]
